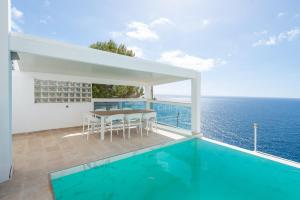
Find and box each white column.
[0,0,13,183]
[144,85,153,109]
[191,72,201,135]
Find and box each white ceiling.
[16,52,185,85]
[10,33,198,86]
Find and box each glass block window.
[34,79,92,103]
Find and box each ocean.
[154,95,300,163]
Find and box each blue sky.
[11,0,300,98]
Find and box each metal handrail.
[148,99,191,107]
[92,98,192,130]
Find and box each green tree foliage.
[90,40,135,57]
[92,84,144,98]
[90,40,144,98]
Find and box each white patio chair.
[142,112,158,136]
[82,113,101,140]
[105,114,125,142]
[125,113,143,138]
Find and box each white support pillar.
[191,72,201,135]
[0,0,13,183]
[144,85,153,109]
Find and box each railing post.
[253,123,258,152]
[176,112,180,127]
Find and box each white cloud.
[11,21,22,32]
[253,28,300,46]
[277,12,285,18]
[150,18,172,27]
[253,37,276,46]
[126,21,159,41]
[158,50,224,71]
[128,46,144,58]
[11,7,23,19]
[124,18,172,41]
[283,28,300,40]
[11,6,24,32]
[111,18,172,41]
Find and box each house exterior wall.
[12,71,199,135]
[12,71,93,134]
[0,0,12,183]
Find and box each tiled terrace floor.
[0,127,183,200]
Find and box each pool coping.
[202,136,300,169]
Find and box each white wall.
[12,71,93,134]
[0,0,12,183]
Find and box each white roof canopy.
[9,33,198,86]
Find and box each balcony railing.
[148,100,191,130]
[93,98,147,111]
[92,98,300,164]
[93,99,192,131]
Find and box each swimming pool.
[50,138,300,200]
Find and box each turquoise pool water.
[51,139,300,200]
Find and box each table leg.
[100,117,105,141]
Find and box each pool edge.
[202,137,300,169]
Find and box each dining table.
[91,109,154,140]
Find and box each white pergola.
[0,0,201,183]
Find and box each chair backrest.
[142,112,157,120]
[125,113,143,121]
[106,114,125,123]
